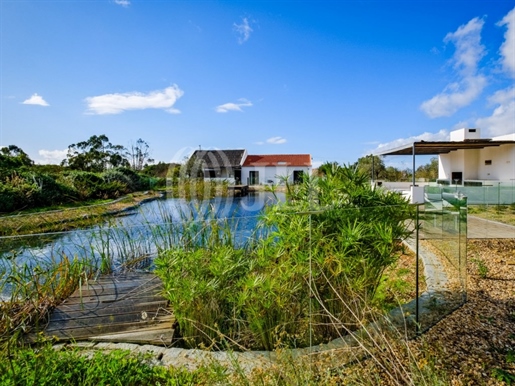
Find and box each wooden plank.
[90,325,176,346]
[49,301,168,321]
[45,315,175,339]
[46,312,172,332]
[44,272,174,344]
[59,293,164,307]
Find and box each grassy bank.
[0,191,163,237]
[468,204,515,226]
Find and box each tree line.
[0,136,439,214]
[0,135,176,213]
[321,155,439,182]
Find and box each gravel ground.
[412,239,515,385]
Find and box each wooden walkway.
[228,184,249,196]
[44,272,175,346]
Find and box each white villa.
[242,154,312,185]
[188,150,312,185]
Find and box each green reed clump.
[0,255,91,347]
[155,165,414,351]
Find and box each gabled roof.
[243,154,312,167]
[190,149,246,168]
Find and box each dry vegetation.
[408,239,515,385]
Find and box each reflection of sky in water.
[0,192,284,292]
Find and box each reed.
[155,165,414,351]
[0,254,92,348]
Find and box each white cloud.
[420,76,487,118]
[234,17,253,44]
[266,136,287,145]
[85,85,184,115]
[372,130,450,155]
[114,0,130,7]
[420,17,487,118]
[215,98,252,113]
[22,93,49,106]
[37,149,67,165]
[475,85,515,137]
[497,6,515,78]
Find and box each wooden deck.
[228,184,249,196]
[44,272,175,346]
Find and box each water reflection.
[0,191,283,272]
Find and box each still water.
[0,192,283,297]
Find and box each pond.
[0,191,283,299]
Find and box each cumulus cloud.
[85,85,184,115]
[497,6,515,78]
[420,17,487,118]
[234,17,253,44]
[215,98,252,113]
[372,130,450,155]
[472,8,515,138]
[114,0,130,7]
[37,149,67,165]
[266,136,287,145]
[22,93,49,106]
[475,86,515,137]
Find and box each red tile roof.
[243,154,312,167]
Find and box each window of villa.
[485,160,492,165]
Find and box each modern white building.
[438,128,515,185]
[242,154,312,185]
[377,128,515,186]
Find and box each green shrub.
[62,171,106,200]
[110,167,149,191]
[156,165,413,351]
[0,345,201,386]
[0,173,39,212]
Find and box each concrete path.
[467,215,515,239]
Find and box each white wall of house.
[438,131,515,183]
[241,166,312,185]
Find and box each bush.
[109,167,149,191]
[62,171,106,200]
[0,345,200,386]
[0,173,39,212]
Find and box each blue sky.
[1,0,514,169]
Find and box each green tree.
[0,145,34,169]
[416,157,438,181]
[61,135,129,172]
[126,138,154,171]
[353,155,386,180]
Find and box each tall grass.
[0,254,92,348]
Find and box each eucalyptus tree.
[61,135,129,172]
[126,138,154,171]
[0,145,34,169]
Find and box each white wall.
[242,166,312,185]
[439,144,514,182]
